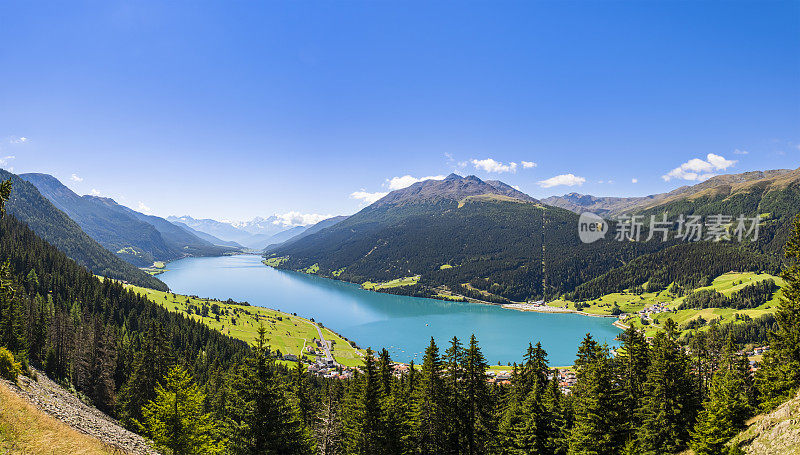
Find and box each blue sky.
[1,1,798,222]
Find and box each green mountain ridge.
[269,170,800,303]
[0,169,167,290]
[571,168,800,300]
[268,174,670,301]
[21,173,238,267]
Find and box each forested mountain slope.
[269,174,670,301]
[22,173,236,266]
[570,168,800,300]
[0,170,166,289]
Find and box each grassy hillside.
[545,271,783,338]
[0,382,118,455]
[125,284,365,367]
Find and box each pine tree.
[617,326,650,444]
[464,334,492,455]
[542,376,568,454]
[141,365,221,455]
[343,348,385,455]
[0,260,26,357]
[757,214,800,410]
[315,383,343,455]
[569,344,624,455]
[0,181,26,360]
[691,339,752,455]
[292,360,314,427]
[228,325,313,455]
[635,331,698,454]
[118,321,174,427]
[443,336,465,453]
[574,333,599,372]
[413,337,448,454]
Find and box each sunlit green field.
[362,275,420,290]
[125,284,365,367]
[546,272,784,337]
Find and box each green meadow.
[362,275,420,290]
[125,284,365,367]
[548,272,783,337]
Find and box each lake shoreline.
[160,255,624,365]
[262,260,623,322]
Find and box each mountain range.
[268,168,800,303]
[168,214,348,250]
[21,173,238,267]
[0,169,167,290]
[542,169,793,217]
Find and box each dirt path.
[2,369,159,454]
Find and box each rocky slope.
[729,390,800,455]
[1,370,159,454]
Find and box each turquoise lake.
[159,255,620,366]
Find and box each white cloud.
[0,155,15,166]
[273,211,333,227]
[9,137,28,144]
[70,174,83,182]
[90,189,101,196]
[471,158,517,173]
[350,190,388,204]
[137,202,152,214]
[537,174,586,188]
[706,153,736,170]
[733,149,749,155]
[631,178,638,184]
[512,185,522,191]
[521,161,537,169]
[662,153,737,182]
[386,175,446,190]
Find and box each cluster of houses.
[743,345,770,372]
[485,368,578,394]
[486,370,512,385]
[624,302,670,321]
[307,357,354,379]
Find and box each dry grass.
[0,382,124,455]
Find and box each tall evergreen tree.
[635,331,698,454]
[141,365,221,455]
[757,214,800,410]
[343,348,385,455]
[569,344,623,455]
[118,321,174,427]
[228,325,313,455]
[443,336,465,453]
[464,334,492,455]
[315,383,343,455]
[414,337,448,454]
[617,326,650,444]
[691,338,752,455]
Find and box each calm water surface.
[159,255,620,365]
